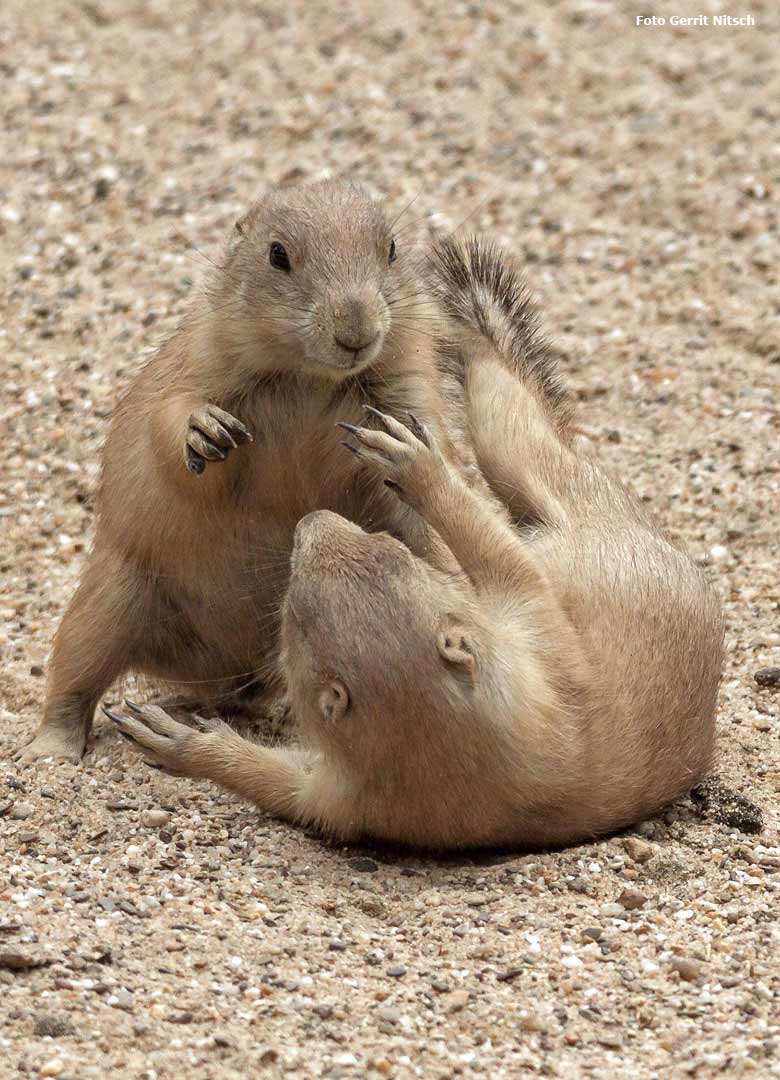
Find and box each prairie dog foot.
[17,722,88,765]
[338,406,451,508]
[103,700,237,777]
[185,405,253,475]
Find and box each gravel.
[1,1,779,1077]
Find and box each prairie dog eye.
[388,239,397,264]
[270,242,291,271]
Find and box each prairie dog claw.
[102,701,234,777]
[337,409,449,508]
[185,404,253,475]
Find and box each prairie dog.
[106,239,723,849]
[21,181,478,764]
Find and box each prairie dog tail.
[428,235,572,432]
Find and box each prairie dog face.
[281,511,483,760]
[224,181,424,379]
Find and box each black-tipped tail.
[428,235,571,425]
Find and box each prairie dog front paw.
[337,406,451,509]
[185,405,253,475]
[103,700,236,778]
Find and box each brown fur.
[108,240,723,850]
[21,181,480,763]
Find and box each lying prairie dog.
[106,247,723,847]
[22,180,488,765]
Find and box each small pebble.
[754,667,780,689]
[169,1011,194,1024]
[377,1006,401,1024]
[9,802,35,821]
[39,1061,64,1078]
[140,809,172,829]
[670,957,702,982]
[94,176,112,200]
[445,989,470,1013]
[495,967,524,983]
[518,1011,548,1033]
[348,857,379,873]
[617,888,648,911]
[623,837,655,863]
[111,988,134,1011]
[0,949,49,971]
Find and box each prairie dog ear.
[226,214,249,256]
[436,627,477,684]
[230,209,256,248]
[234,210,251,237]
[318,680,350,724]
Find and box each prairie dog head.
[219,181,426,379]
[280,511,487,766]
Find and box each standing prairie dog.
[106,237,723,849]
[21,181,483,764]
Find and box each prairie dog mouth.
[313,337,384,377]
[334,333,381,364]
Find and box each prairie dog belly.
[160,390,394,678]
[240,383,399,528]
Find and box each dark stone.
[94,177,112,200]
[495,967,525,983]
[348,856,379,873]
[169,1011,194,1024]
[755,667,780,689]
[691,777,763,835]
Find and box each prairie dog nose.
[294,510,340,545]
[293,511,361,555]
[333,296,379,352]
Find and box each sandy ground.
[1,1,779,1077]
